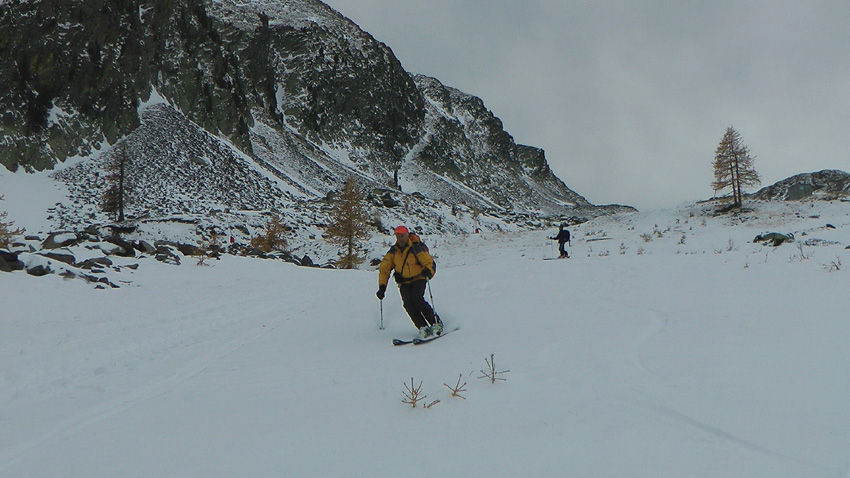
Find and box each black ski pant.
[558,241,568,257]
[398,279,436,329]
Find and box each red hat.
[394,226,410,235]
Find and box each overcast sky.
[319,0,850,210]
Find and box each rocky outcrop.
[752,170,850,201]
[1,222,333,287]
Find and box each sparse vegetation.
[827,257,842,272]
[478,353,510,384]
[251,213,290,253]
[444,374,468,400]
[402,378,439,408]
[794,242,812,261]
[325,178,372,269]
[0,195,24,248]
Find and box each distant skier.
[376,226,442,338]
[550,224,571,258]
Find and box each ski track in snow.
[0,300,313,471]
[638,401,837,475]
[630,308,669,377]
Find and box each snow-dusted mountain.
[752,170,850,202]
[1,0,630,251]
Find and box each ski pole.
[427,280,437,318]
[379,298,385,330]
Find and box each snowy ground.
[2,171,850,477]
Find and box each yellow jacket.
[378,236,435,287]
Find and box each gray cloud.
[322,0,850,209]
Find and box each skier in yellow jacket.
[376,226,442,338]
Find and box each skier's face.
[394,233,409,247]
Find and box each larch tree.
[325,178,373,269]
[102,146,132,222]
[712,126,760,206]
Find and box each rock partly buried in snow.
[42,232,79,249]
[38,251,76,265]
[136,240,157,254]
[77,257,113,270]
[26,264,51,276]
[99,242,129,256]
[753,232,795,246]
[0,250,26,272]
[103,236,137,257]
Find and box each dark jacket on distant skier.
[553,229,570,244]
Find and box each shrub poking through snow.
[251,213,289,253]
[479,353,510,384]
[0,195,24,248]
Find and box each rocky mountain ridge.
[0,0,624,241]
[751,169,850,202]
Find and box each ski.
[413,327,459,345]
[393,326,458,346]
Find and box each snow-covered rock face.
[751,170,850,201]
[1,0,614,233]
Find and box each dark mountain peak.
[1,0,625,245]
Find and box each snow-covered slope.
[3,178,849,476]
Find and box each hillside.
[0,0,627,253]
[2,189,849,477]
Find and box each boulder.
[77,257,113,270]
[135,240,157,254]
[60,270,77,280]
[154,240,203,257]
[26,264,51,276]
[104,236,136,257]
[154,247,181,265]
[753,232,795,247]
[381,193,400,208]
[39,251,76,265]
[99,242,128,256]
[42,232,78,249]
[0,250,25,272]
[175,243,204,256]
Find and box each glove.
[376,284,387,300]
[423,269,433,280]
